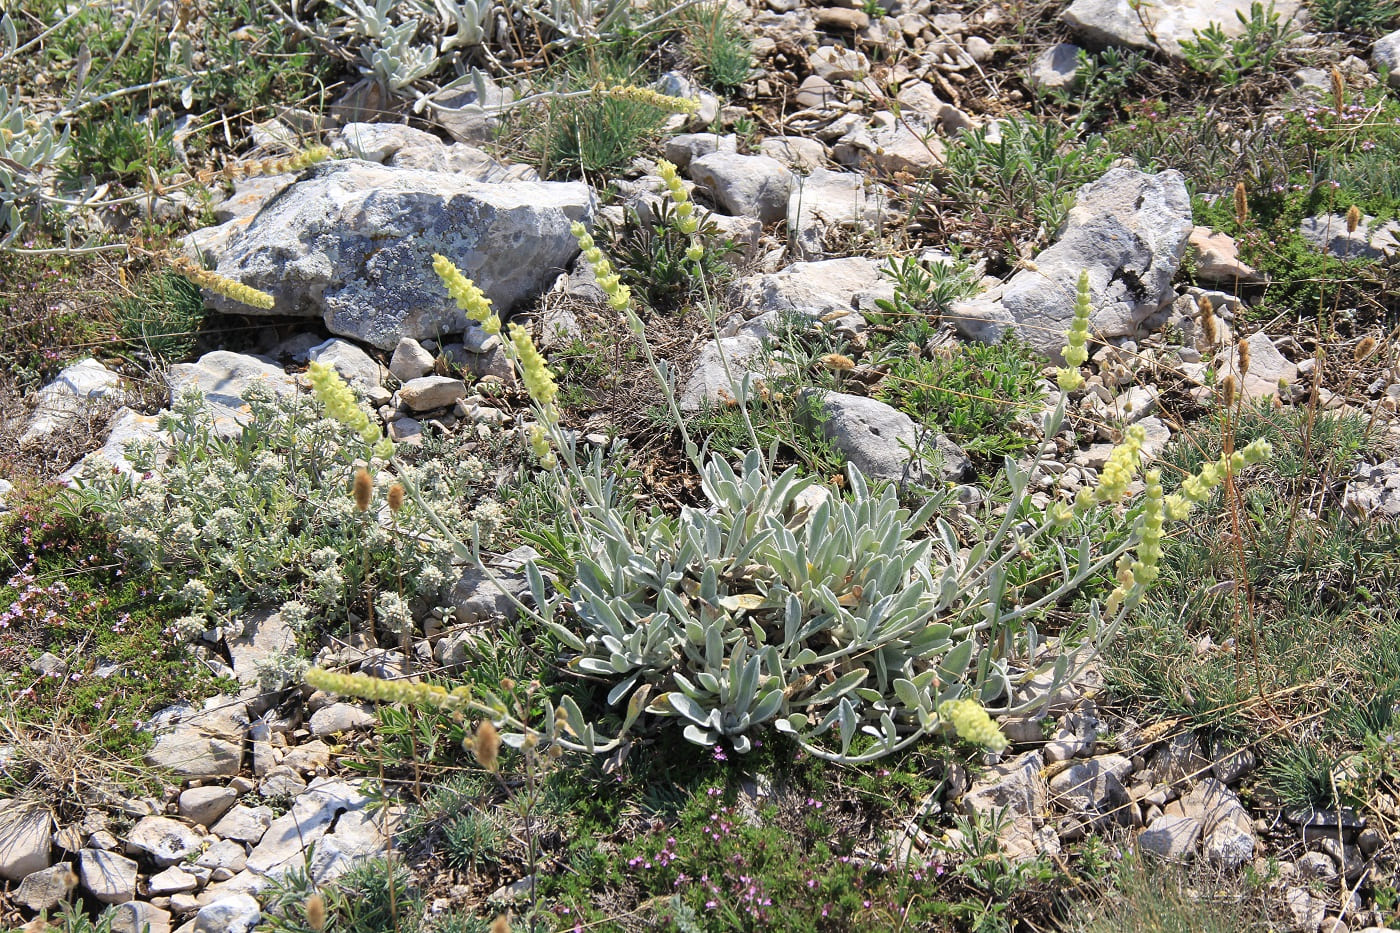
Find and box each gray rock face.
[0,799,54,881]
[1299,212,1400,260]
[193,894,262,933]
[1029,43,1082,91]
[800,390,974,484]
[20,358,125,447]
[1375,29,1400,88]
[679,335,771,412]
[1062,0,1303,59]
[79,848,138,904]
[951,167,1192,357]
[187,160,592,349]
[308,338,381,390]
[143,698,248,781]
[178,787,238,827]
[788,168,895,258]
[451,563,532,625]
[15,862,75,911]
[760,136,827,172]
[125,816,202,867]
[689,152,794,223]
[338,122,534,182]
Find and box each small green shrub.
[673,2,753,92]
[942,117,1114,247]
[1180,2,1300,88]
[114,270,205,366]
[1309,0,1400,33]
[877,334,1047,464]
[601,198,737,312]
[527,53,674,179]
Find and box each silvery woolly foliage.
[521,400,1139,763]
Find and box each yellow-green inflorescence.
[1165,438,1271,520]
[432,254,561,468]
[172,257,275,310]
[1056,270,1092,393]
[307,666,474,713]
[592,82,699,114]
[656,159,705,263]
[571,221,633,312]
[939,699,1009,752]
[307,360,395,460]
[433,253,502,335]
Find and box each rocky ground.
[3,0,1400,930]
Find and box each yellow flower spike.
[938,699,1009,752]
[307,360,394,459]
[1054,270,1092,391]
[432,254,496,327]
[1093,424,1147,504]
[507,323,559,409]
[171,257,275,310]
[593,82,698,114]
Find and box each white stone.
[193,893,262,933]
[0,799,53,881]
[19,358,125,447]
[689,152,794,224]
[125,816,202,867]
[1371,29,1400,88]
[308,338,381,389]
[209,805,273,845]
[148,865,200,895]
[398,375,468,412]
[389,337,436,381]
[1062,0,1303,59]
[308,702,376,736]
[79,848,138,904]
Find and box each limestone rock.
[1029,43,1082,91]
[193,893,262,933]
[788,168,895,257]
[110,901,172,933]
[1299,212,1400,260]
[307,338,381,390]
[832,120,945,176]
[143,698,248,780]
[1345,459,1400,520]
[185,160,592,349]
[1372,29,1400,87]
[14,862,76,912]
[20,358,125,447]
[398,375,468,411]
[1212,331,1297,401]
[79,848,138,904]
[759,136,827,172]
[1138,815,1202,859]
[1189,226,1265,284]
[209,805,273,845]
[951,168,1192,357]
[308,702,376,736]
[1062,0,1303,59]
[125,816,202,867]
[689,152,794,223]
[0,799,53,881]
[664,132,737,170]
[245,778,372,877]
[166,351,297,434]
[389,337,436,381]
[960,751,1049,861]
[800,390,974,484]
[679,335,771,412]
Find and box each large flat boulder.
[186,160,593,349]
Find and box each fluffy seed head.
[1233,181,1248,227]
[1346,204,1362,234]
[489,915,512,933]
[353,468,373,512]
[474,720,501,772]
[1354,336,1377,361]
[305,893,327,931]
[1221,374,1237,407]
[1332,66,1345,117]
[387,482,405,512]
[1237,337,1251,377]
[1198,295,1218,346]
[821,353,855,371]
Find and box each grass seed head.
[353,468,373,512]
[1346,204,1362,234]
[1233,181,1248,227]
[1237,337,1251,377]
